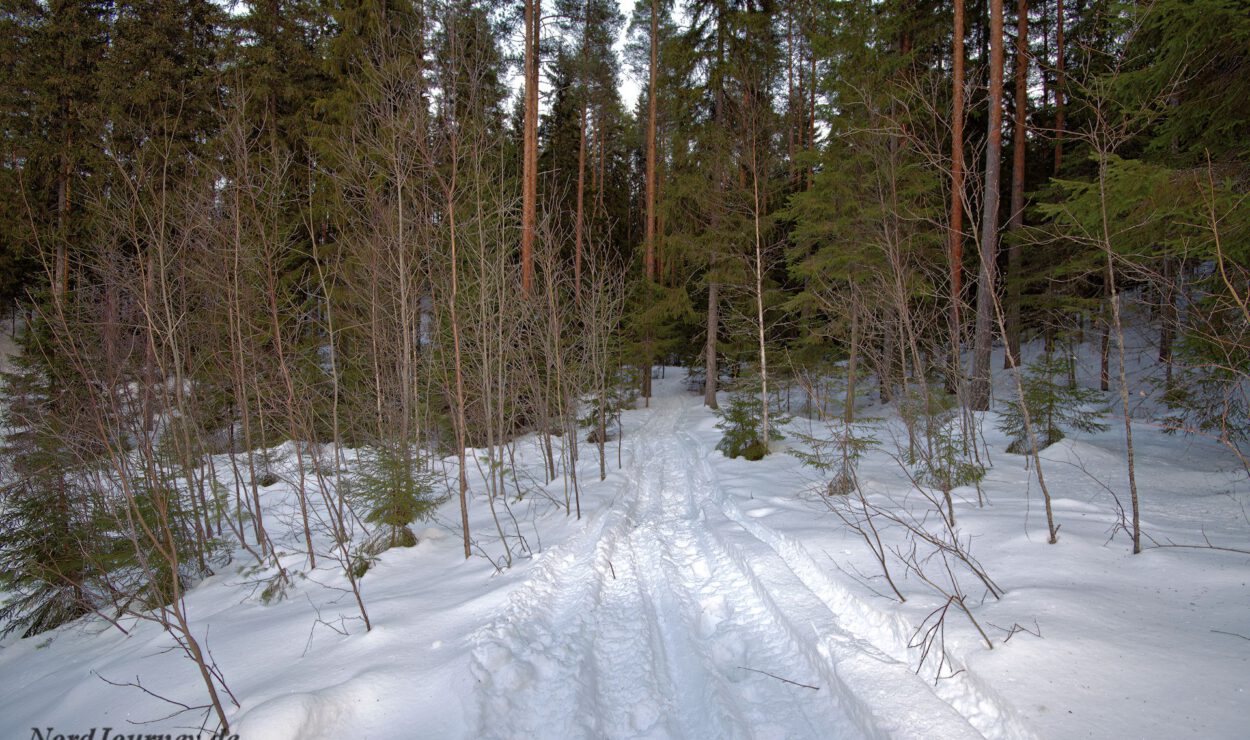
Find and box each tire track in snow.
[472,390,996,739]
[676,425,1034,740]
[472,402,673,739]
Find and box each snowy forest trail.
[471,385,989,740]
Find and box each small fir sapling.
[582,366,637,443]
[715,377,788,461]
[350,445,445,576]
[0,322,116,636]
[900,386,986,491]
[998,354,1108,454]
[790,419,878,495]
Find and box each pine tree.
[970,0,1007,411]
[521,0,540,294]
[100,0,223,168]
[790,417,877,496]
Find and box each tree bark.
[1005,0,1028,369]
[1100,301,1111,392]
[572,0,592,306]
[846,302,859,423]
[447,144,471,559]
[971,0,1006,411]
[54,121,72,303]
[1053,0,1065,174]
[639,0,660,402]
[807,50,816,189]
[949,0,966,377]
[1159,256,1176,388]
[521,0,539,294]
[645,0,659,282]
[704,281,719,409]
[786,6,796,184]
[575,99,587,305]
[750,128,768,451]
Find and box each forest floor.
[1,355,1248,738]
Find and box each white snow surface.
[2,358,1249,739]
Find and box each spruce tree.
[998,354,1108,454]
[0,317,108,637]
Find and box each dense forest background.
[1,0,1249,730]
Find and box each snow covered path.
[472,388,989,739]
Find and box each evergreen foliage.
[353,445,444,556]
[998,354,1109,454]
[790,418,877,496]
[0,323,95,637]
[581,366,637,444]
[715,374,787,461]
[0,312,162,635]
[0,0,1246,690]
[900,387,985,492]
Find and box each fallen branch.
[93,671,212,727]
[736,666,819,691]
[988,620,1043,643]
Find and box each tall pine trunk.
[640,0,659,404]
[705,281,719,409]
[1005,0,1028,369]
[1054,0,1065,173]
[949,0,966,379]
[521,0,539,294]
[645,0,658,282]
[575,100,587,305]
[971,0,1006,411]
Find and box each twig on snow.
[736,666,819,691]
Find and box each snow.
[2,349,1249,738]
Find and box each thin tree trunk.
[1159,256,1176,388]
[750,131,768,450]
[640,0,660,403]
[807,52,816,189]
[1100,300,1111,392]
[575,101,587,306]
[1099,156,1141,553]
[521,0,539,294]
[1041,0,1050,111]
[704,281,719,409]
[573,0,592,307]
[596,118,606,215]
[1005,0,1028,369]
[786,7,796,184]
[846,303,859,423]
[645,0,658,282]
[55,123,72,303]
[1054,0,1065,173]
[447,153,471,560]
[971,0,1006,411]
[949,0,966,378]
